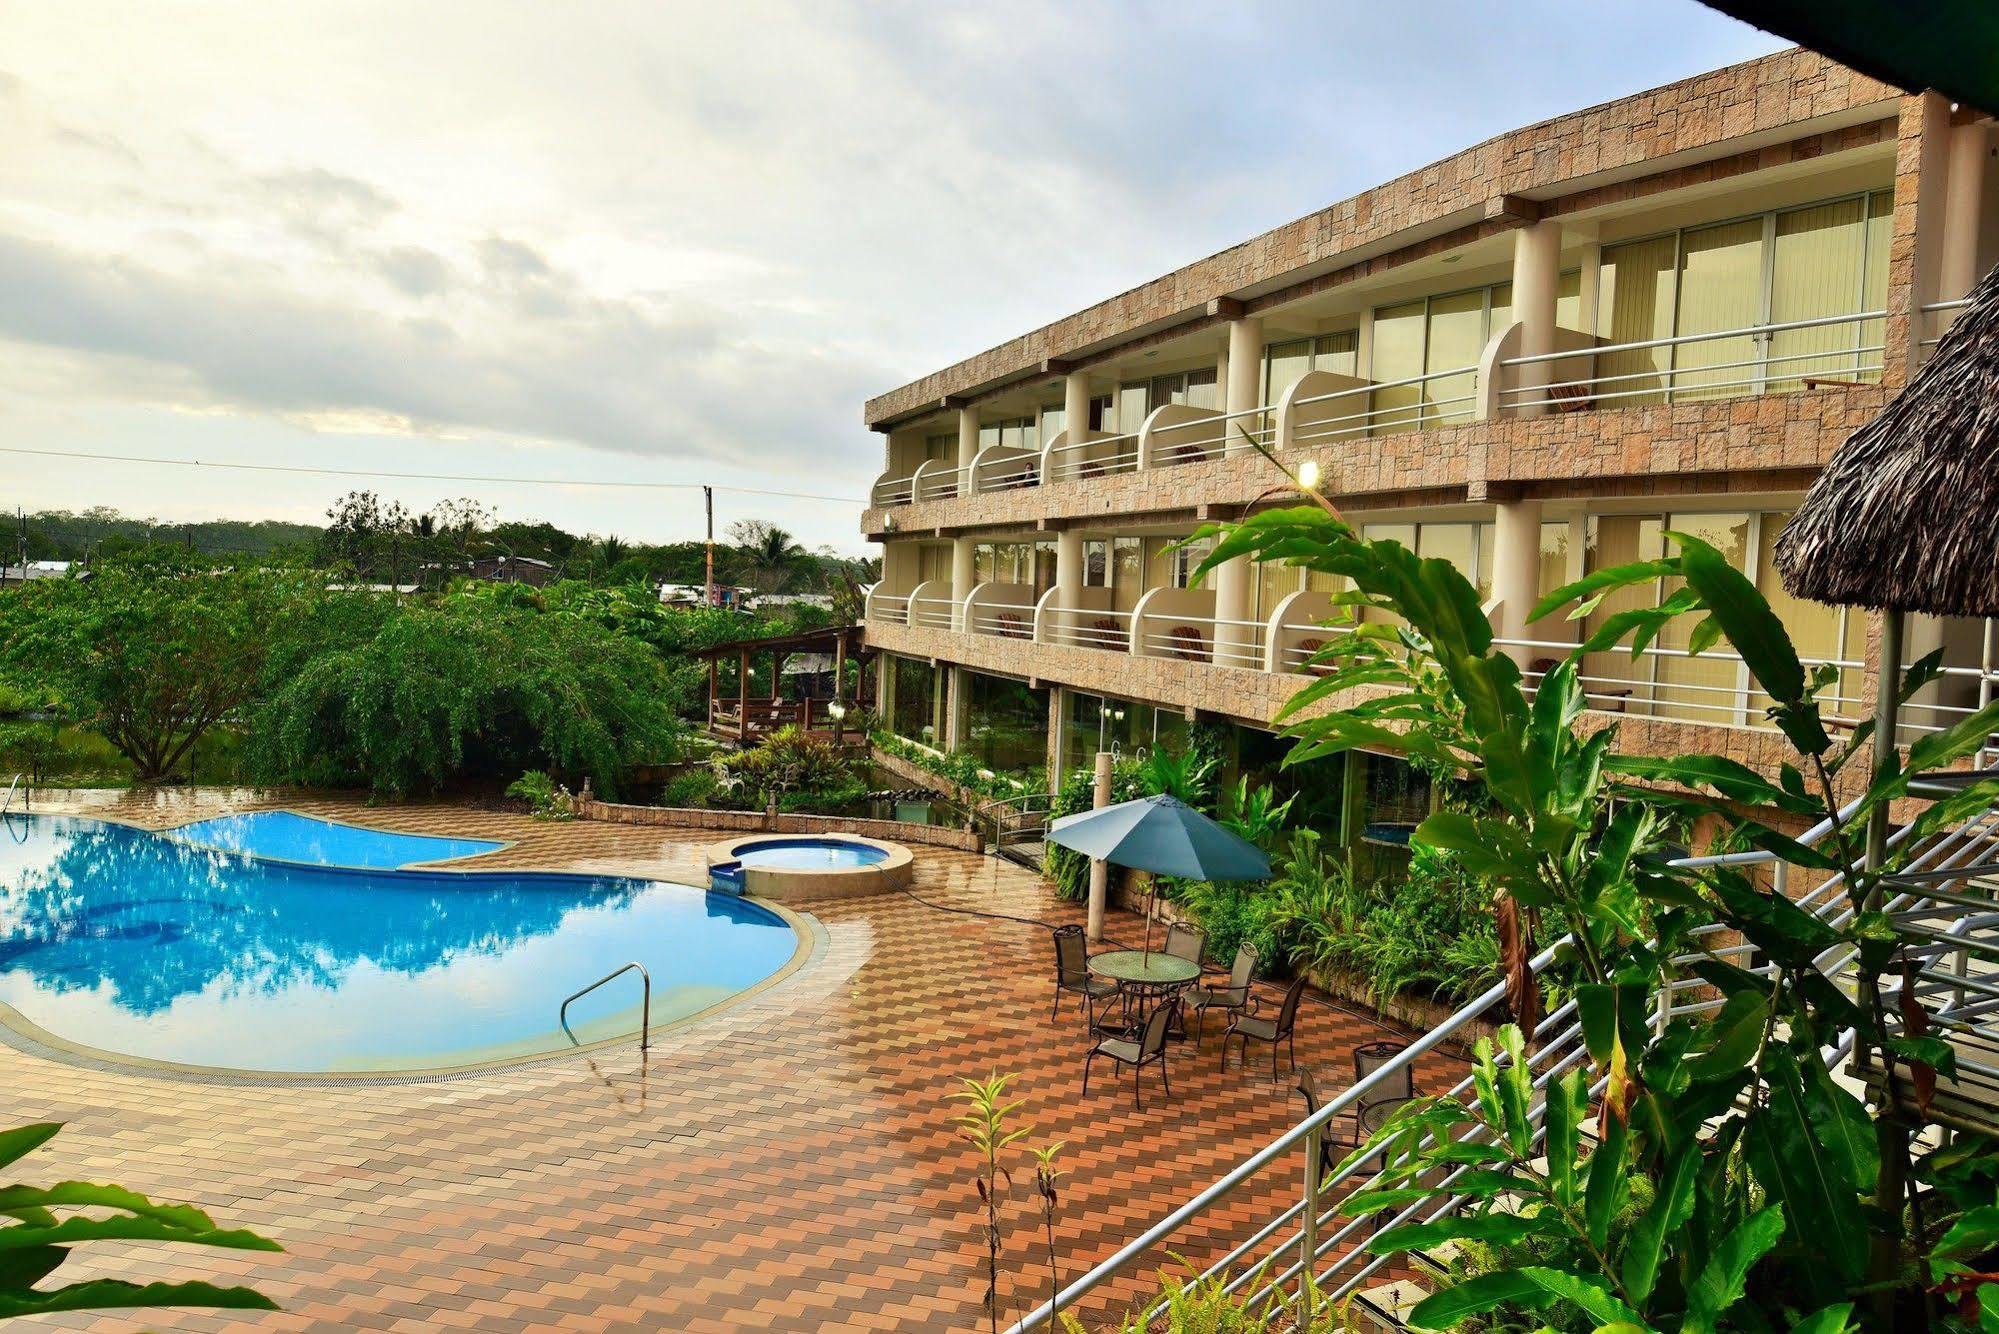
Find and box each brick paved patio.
[6,789,1451,1332]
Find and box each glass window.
[1033,538,1058,598]
[924,433,955,462]
[1371,286,1508,430]
[1673,218,1765,401]
[1538,521,1572,614]
[1597,234,1678,405]
[1116,383,1148,435]
[1263,339,1314,409]
[1088,395,1114,432]
[1583,516,1665,705]
[1111,537,1143,611]
[1370,300,1427,430]
[890,656,940,747]
[1039,405,1066,442]
[918,543,951,585]
[1315,330,1359,377]
[973,543,996,583]
[1768,197,1870,389]
[961,671,1048,775]
[1256,559,1300,621]
[1654,512,1752,719]
[1171,536,1212,590]
[1083,540,1109,587]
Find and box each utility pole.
[703,484,715,608]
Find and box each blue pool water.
[734,838,888,870]
[171,810,503,869]
[0,815,799,1072]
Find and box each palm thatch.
[1774,261,1999,618]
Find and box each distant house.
[658,582,751,610]
[0,561,76,586]
[751,592,834,612]
[420,555,557,588]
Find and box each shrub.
[721,726,855,800]
[504,769,572,820]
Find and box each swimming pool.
[0,814,802,1074]
[172,810,504,869]
[734,837,891,870]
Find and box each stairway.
[1002,781,1999,1332]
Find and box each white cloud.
[0,0,1784,546]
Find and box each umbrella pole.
[1142,878,1154,963]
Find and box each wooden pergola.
[692,624,871,744]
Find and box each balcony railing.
[867,304,1913,510]
[1498,308,1884,412]
[875,592,1999,762]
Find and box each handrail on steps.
[998,788,1903,1333]
[0,773,21,818]
[559,961,651,1052]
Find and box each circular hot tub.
[705,833,913,901]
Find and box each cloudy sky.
[0,1,1784,553]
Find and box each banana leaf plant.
[0,1121,279,1321]
[1195,506,1999,1333]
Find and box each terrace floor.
[7,789,1453,1332]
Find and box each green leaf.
[1607,754,1819,817]
[1668,530,1805,708]
[1622,1146,1698,1304]
[1547,1069,1585,1208]
[1934,1205,1999,1260]
[1520,1267,1652,1330]
[1688,990,1769,1082]
[0,1122,60,1170]
[1582,1115,1629,1248]
[1747,1050,1867,1282]
[0,1244,65,1289]
[1533,559,1680,625]
[1799,1053,1878,1193]
[0,1279,278,1319]
[1684,1205,1786,1334]
[1789,1303,1856,1334]
[1406,1270,1555,1329]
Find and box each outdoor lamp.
[1296,459,1321,492]
[828,701,847,720]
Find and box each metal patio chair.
[1051,924,1114,1026]
[1083,997,1177,1110]
[1186,942,1258,1043]
[1221,973,1309,1081]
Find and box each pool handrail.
[560,960,652,1052]
[1,773,20,818]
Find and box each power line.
[0,445,866,506]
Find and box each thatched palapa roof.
[1774,261,1999,618]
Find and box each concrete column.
[1054,528,1084,638]
[956,406,980,486]
[944,665,970,752]
[1086,749,1112,942]
[1510,219,1563,416]
[1213,315,1264,666]
[1941,119,1991,302]
[1491,499,1545,667]
[1064,371,1091,443]
[1887,92,1952,385]
[951,535,975,632]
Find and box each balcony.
[864,307,1936,529]
[865,580,1999,768]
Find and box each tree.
[1197,505,1999,1334]
[727,519,806,595]
[250,582,689,797]
[0,560,305,783]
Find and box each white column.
[1054,528,1083,646]
[951,535,975,632]
[1491,499,1545,667]
[1942,119,1991,303]
[1063,371,1090,444]
[956,406,980,490]
[1212,316,1263,666]
[1510,219,1562,416]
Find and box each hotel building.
[860,49,1999,837]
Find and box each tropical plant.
[1220,775,1295,851]
[1137,746,1218,807]
[722,726,855,802]
[1031,1142,1067,1328]
[728,519,807,595]
[1059,1259,1342,1333]
[954,1073,1032,1334]
[504,769,572,820]
[0,1120,279,1321]
[1198,501,1999,1332]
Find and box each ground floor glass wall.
[888,655,942,747]
[962,671,1049,775]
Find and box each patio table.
[1088,951,1200,1038]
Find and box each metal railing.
[915,468,964,502]
[559,961,651,1052]
[868,593,911,627]
[968,604,1037,639]
[1286,365,1480,448]
[872,473,918,507]
[1005,787,1999,1331]
[1045,430,1141,484]
[1041,606,1136,653]
[910,596,957,631]
[1500,309,1885,412]
[1920,297,1974,358]
[1,773,21,819]
[1135,613,1268,670]
[1146,404,1279,468]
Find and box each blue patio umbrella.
[1047,794,1272,959]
